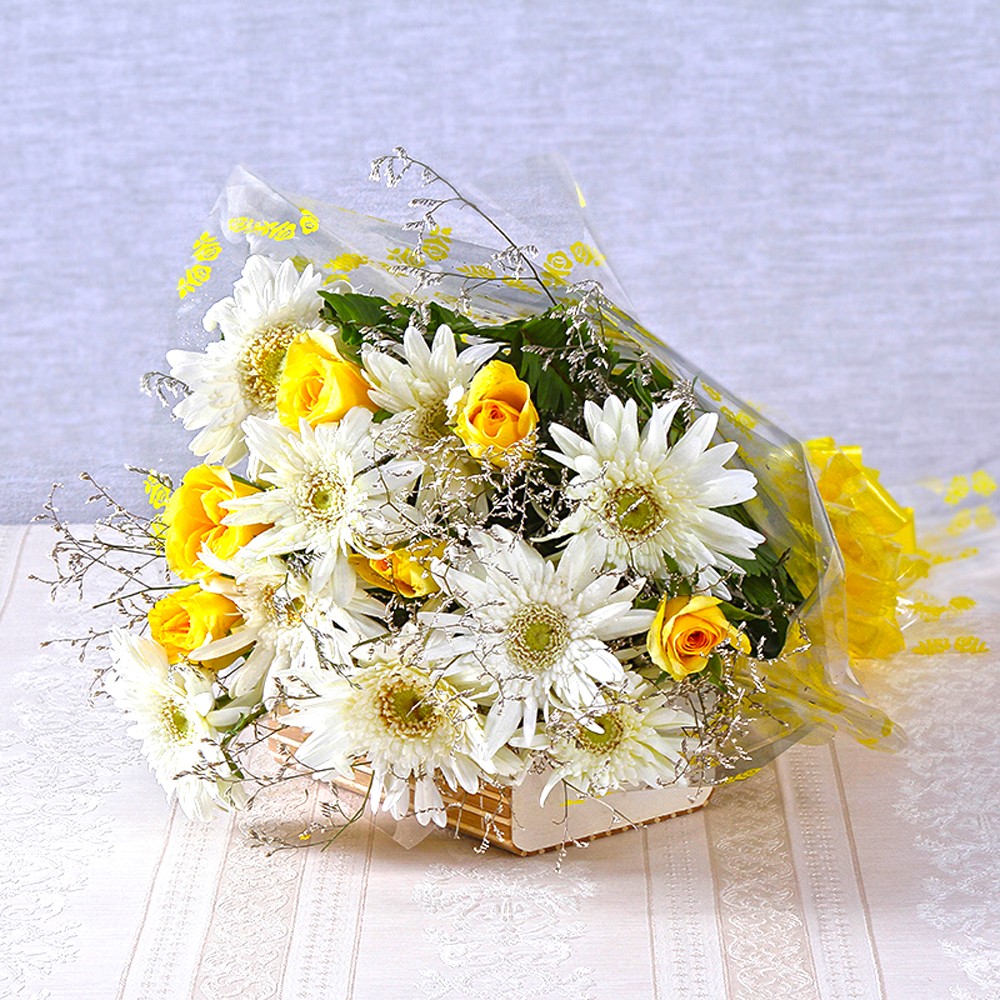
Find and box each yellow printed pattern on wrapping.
[698,384,760,441]
[907,594,977,622]
[179,207,319,299]
[143,474,171,544]
[911,635,990,655]
[227,207,320,244]
[720,406,757,439]
[379,238,604,293]
[924,470,998,505]
[899,466,997,657]
[453,263,544,296]
[719,767,761,785]
[177,231,222,299]
[540,244,605,287]
[323,252,371,284]
[229,217,295,241]
[387,227,454,269]
[143,474,171,510]
[192,232,221,263]
[946,505,997,536]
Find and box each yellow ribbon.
[806,438,928,661]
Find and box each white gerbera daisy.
[222,410,422,589]
[362,323,498,511]
[107,629,246,821]
[363,322,498,435]
[540,680,694,805]
[429,528,655,754]
[194,554,387,699]
[288,635,514,827]
[547,396,764,590]
[167,255,330,467]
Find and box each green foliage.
[317,291,392,331]
[700,653,726,690]
[720,504,804,658]
[316,290,676,427]
[316,288,802,661]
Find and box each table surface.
[3,520,999,1000]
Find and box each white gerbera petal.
[223,414,420,588]
[106,630,244,820]
[540,680,695,804]
[546,394,765,584]
[200,552,386,699]
[361,323,499,512]
[288,633,514,826]
[428,528,652,749]
[169,255,330,467]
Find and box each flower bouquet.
[43,151,918,855]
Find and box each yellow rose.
[349,539,444,598]
[275,331,375,429]
[647,594,747,681]
[148,584,243,666]
[164,465,268,580]
[454,360,538,466]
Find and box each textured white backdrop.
[2,1,999,520]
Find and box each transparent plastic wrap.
[40,151,997,858]
[164,151,903,793]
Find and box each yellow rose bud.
[164,465,268,580]
[349,539,444,598]
[454,360,538,466]
[647,594,746,681]
[148,584,243,666]
[276,332,376,429]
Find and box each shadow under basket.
[269,724,712,856]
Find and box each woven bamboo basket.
[269,722,711,855]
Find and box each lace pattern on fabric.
[891,625,1000,998]
[413,854,598,999]
[705,766,820,999]
[0,527,132,1000]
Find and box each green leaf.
[718,601,768,622]
[741,574,777,608]
[318,291,393,329]
[519,352,574,414]
[700,654,726,689]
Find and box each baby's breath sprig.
[370,146,558,307]
[32,471,173,665]
[140,370,191,409]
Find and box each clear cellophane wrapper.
[172,156,998,797]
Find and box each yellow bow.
[806,438,927,660]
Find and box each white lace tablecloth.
[3,523,999,1000]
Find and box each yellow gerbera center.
[239,322,304,412]
[295,470,348,525]
[572,711,626,754]
[376,679,440,738]
[506,604,571,671]
[160,699,192,744]
[605,485,664,541]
